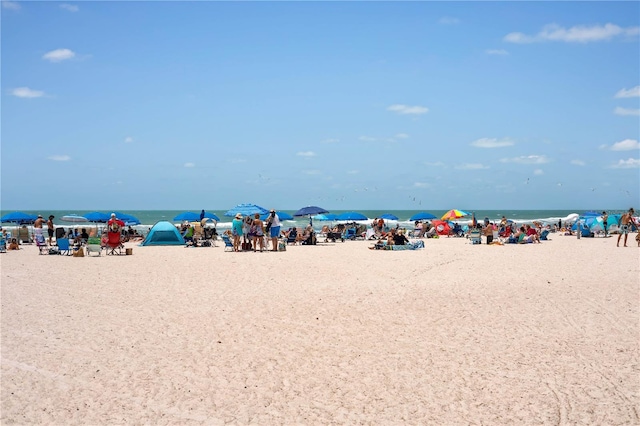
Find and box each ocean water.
[0,209,612,233]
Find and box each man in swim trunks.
[617,208,635,247]
[47,215,55,245]
[34,214,44,238]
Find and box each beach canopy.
[410,212,437,221]
[1,211,38,224]
[225,204,269,217]
[260,211,294,221]
[337,211,368,221]
[141,221,185,246]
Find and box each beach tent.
[431,220,451,236]
[141,221,185,246]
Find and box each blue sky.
[2,1,639,211]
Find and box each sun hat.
[235,213,242,219]
[38,214,43,218]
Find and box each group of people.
[230,210,282,252]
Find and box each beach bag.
[73,248,85,257]
[242,241,252,251]
[278,239,286,251]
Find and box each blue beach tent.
[141,221,185,246]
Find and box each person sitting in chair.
[8,238,19,250]
[183,223,194,243]
[301,225,316,245]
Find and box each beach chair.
[86,237,103,256]
[469,229,482,245]
[286,228,298,244]
[56,238,71,256]
[343,227,357,241]
[0,237,6,253]
[18,227,32,244]
[106,232,123,255]
[221,235,234,252]
[202,227,218,247]
[35,234,49,255]
[540,229,550,241]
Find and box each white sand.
[2,235,639,424]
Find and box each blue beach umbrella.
[225,204,269,217]
[260,211,294,221]
[314,213,339,221]
[84,212,111,223]
[0,211,38,224]
[337,211,368,221]
[379,213,399,221]
[173,212,200,222]
[112,212,141,225]
[294,206,329,217]
[410,212,437,221]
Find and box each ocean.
[0,209,612,233]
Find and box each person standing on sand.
[617,208,635,247]
[34,214,44,239]
[601,211,608,237]
[266,210,281,252]
[231,213,243,252]
[46,215,55,245]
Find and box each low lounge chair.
[86,237,103,256]
[221,235,234,252]
[35,234,49,255]
[469,229,482,245]
[18,227,32,244]
[56,238,72,256]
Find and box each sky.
[1,0,639,211]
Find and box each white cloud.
[296,151,316,157]
[614,107,640,116]
[60,3,79,12]
[500,155,550,164]
[439,17,460,25]
[11,87,45,98]
[470,137,514,148]
[359,136,376,142]
[611,139,640,151]
[43,48,75,62]
[614,86,640,98]
[533,169,544,175]
[455,163,490,170]
[394,133,409,139]
[387,104,429,115]
[321,138,339,144]
[486,49,509,55]
[570,160,586,166]
[184,162,195,168]
[124,136,134,143]
[504,23,640,44]
[2,1,20,10]
[48,155,70,161]
[611,158,640,169]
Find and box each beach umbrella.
[441,209,469,221]
[260,211,294,221]
[379,213,399,221]
[60,214,89,223]
[314,213,338,221]
[294,205,329,226]
[224,203,269,217]
[0,211,38,224]
[84,212,110,223]
[410,212,437,221]
[112,212,141,225]
[337,211,368,221]
[173,212,200,222]
[294,206,329,217]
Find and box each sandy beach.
[1,235,638,424]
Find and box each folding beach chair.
[106,232,123,255]
[35,234,49,255]
[86,237,103,256]
[221,235,234,252]
[469,229,482,245]
[56,238,72,256]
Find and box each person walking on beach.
[617,208,635,247]
[46,215,55,245]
